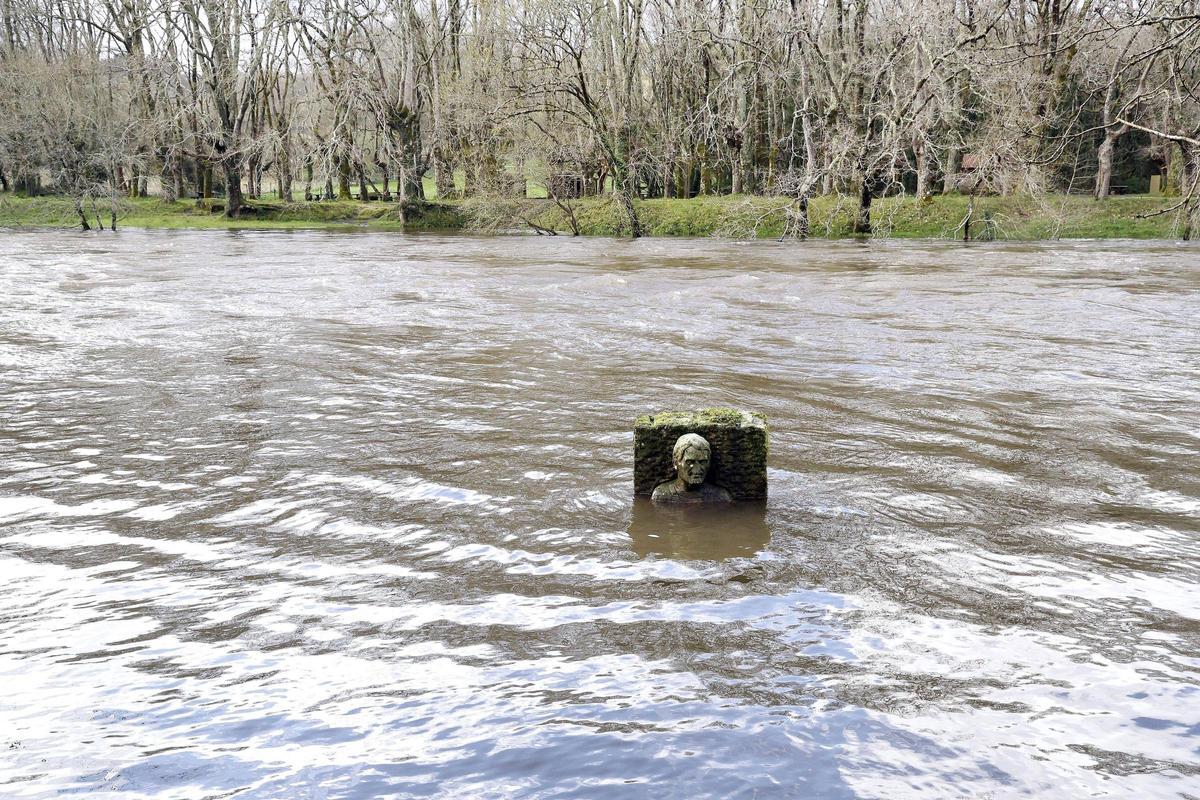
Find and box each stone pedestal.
[634,408,768,501]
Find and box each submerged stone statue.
[651,433,733,504]
[634,408,767,501]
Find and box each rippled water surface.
[2,230,1199,798]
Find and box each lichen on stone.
[637,407,764,430]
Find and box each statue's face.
[675,446,710,488]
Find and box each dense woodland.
[0,0,1198,236]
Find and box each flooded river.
[2,230,1199,798]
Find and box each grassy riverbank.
[0,195,458,231]
[0,193,1188,239]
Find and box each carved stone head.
[672,433,712,489]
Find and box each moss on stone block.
[634,408,768,501]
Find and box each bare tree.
[2,0,1198,237]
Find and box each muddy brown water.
[1,230,1199,798]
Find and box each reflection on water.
[1,230,1199,799]
[628,499,770,559]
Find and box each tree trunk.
[408,171,425,201]
[618,180,642,238]
[277,162,293,202]
[731,0,754,196]
[942,146,961,194]
[915,139,931,199]
[1094,133,1117,199]
[608,152,642,238]
[801,106,818,189]
[74,197,90,231]
[731,146,744,195]
[1184,147,1200,241]
[434,154,452,199]
[223,161,244,218]
[396,165,407,225]
[277,141,294,202]
[792,194,810,239]
[337,156,352,200]
[822,149,835,195]
[161,162,178,203]
[853,175,872,235]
